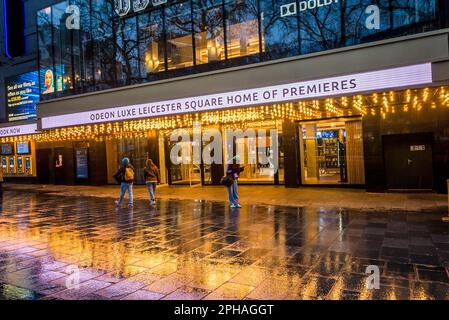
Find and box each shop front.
[159,120,284,186]
[25,49,449,194]
[299,116,365,186]
[0,122,39,183]
[31,61,449,193]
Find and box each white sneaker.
[114,200,120,207]
[150,200,156,206]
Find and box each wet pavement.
[5,183,447,211]
[0,190,448,300]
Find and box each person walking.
[144,159,160,206]
[113,157,135,208]
[225,155,244,209]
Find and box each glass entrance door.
[299,118,365,185]
[166,137,202,186]
[223,125,283,185]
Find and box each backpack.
[125,166,134,181]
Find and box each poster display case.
[0,141,36,177]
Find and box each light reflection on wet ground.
[0,191,448,300]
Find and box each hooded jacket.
[144,163,160,183]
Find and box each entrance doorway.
[224,126,284,185]
[299,118,365,185]
[36,148,51,184]
[163,121,284,186]
[383,133,434,191]
[165,135,202,186]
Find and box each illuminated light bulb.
[389,91,395,102]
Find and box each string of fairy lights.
[1,86,448,143]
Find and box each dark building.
[1,0,449,193]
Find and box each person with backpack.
[222,155,244,209]
[113,157,135,208]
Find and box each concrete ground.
[3,183,448,212]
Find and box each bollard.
[444,179,449,222]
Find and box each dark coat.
[226,163,244,179]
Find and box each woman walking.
[144,159,160,206]
[225,155,243,209]
[113,157,135,208]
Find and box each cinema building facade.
[2,0,449,193]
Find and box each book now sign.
[40,63,433,130]
[0,123,39,138]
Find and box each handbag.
[220,175,234,187]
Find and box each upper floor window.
[193,0,225,65]
[37,0,442,100]
[138,8,166,77]
[166,1,195,70]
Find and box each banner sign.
[41,64,433,130]
[0,123,39,138]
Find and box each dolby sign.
[115,0,167,17]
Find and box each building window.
[224,0,261,60]
[138,8,166,77]
[165,1,194,70]
[37,0,442,100]
[193,0,225,65]
[91,0,115,89]
[299,0,342,54]
[260,0,299,59]
[38,7,55,96]
[392,0,437,29]
[344,0,391,46]
[52,1,73,93]
[116,17,140,85]
[71,0,94,91]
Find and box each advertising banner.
[5,71,39,122]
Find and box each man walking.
[113,157,135,208]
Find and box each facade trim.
[40,63,433,129]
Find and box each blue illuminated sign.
[5,71,40,122]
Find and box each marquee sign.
[40,64,433,130]
[0,123,39,138]
[115,0,167,16]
